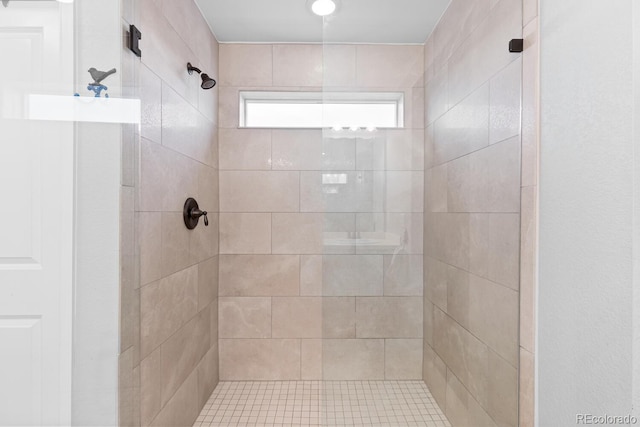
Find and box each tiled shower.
[118,0,536,426]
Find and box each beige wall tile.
[189,212,219,264]
[447,0,522,106]
[384,172,424,213]
[423,343,447,411]
[445,265,471,329]
[149,369,199,427]
[322,297,356,339]
[140,266,198,358]
[468,275,519,367]
[519,349,535,427]
[219,44,272,87]
[160,213,191,277]
[425,213,471,270]
[386,129,425,171]
[424,299,434,346]
[487,350,518,427]
[160,308,210,406]
[356,45,424,88]
[273,44,323,87]
[272,213,323,254]
[385,339,423,379]
[139,212,163,286]
[219,255,300,296]
[140,2,198,107]
[356,297,423,338]
[140,349,162,427]
[521,19,539,188]
[218,87,239,128]
[272,297,322,338]
[425,65,449,125]
[219,128,272,170]
[520,186,537,352]
[469,213,520,290]
[197,256,218,312]
[220,213,271,254]
[139,64,162,144]
[322,255,383,296]
[323,339,385,380]
[300,255,323,296]
[139,139,199,213]
[198,164,219,213]
[425,165,448,213]
[219,339,301,380]
[447,136,521,213]
[301,339,322,380]
[434,83,489,165]
[220,171,300,212]
[272,130,323,170]
[162,82,216,166]
[424,256,448,311]
[432,0,491,71]
[383,255,423,296]
[490,58,522,145]
[446,372,470,427]
[197,346,219,410]
[300,171,376,213]
[321,137,357,171]
[323,45,357,87]
[219,297,271,338]
[523,0,538,25]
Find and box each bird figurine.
[88,67,117,86]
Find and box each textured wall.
[217,43,425,381]
[538,0,635,424]
[119,0,220,425]
[422,0,523,426]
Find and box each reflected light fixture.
[57,0,75,3]
[309,0,337,16]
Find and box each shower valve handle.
[191,209,209,226]
[183,198,209,229]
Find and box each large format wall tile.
[385,339,423,379]
[220,171,300,212]
[220,339,301,380]
[219,129,272,170]
[132,2,220,424]
[219,297,271,338]
[219,213,271,254]
[219,255,300,296]
[322,255,383,296]
[322,339,385,380]
[219,44,272,87]
[356,297,423,338]
[272,297,322,338]
[273,45,323,87]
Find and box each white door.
[0,2,73,426]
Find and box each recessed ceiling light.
[309,0,337,16]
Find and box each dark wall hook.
[509,39,524,53]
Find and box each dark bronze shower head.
[187,63,216,90]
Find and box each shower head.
[187,62,216,90]
[200,73,217,90]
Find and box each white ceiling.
[195,0,451,44]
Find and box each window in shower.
[239,91,404,129]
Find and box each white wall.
[71,0,121,424]
[538,0,636,424]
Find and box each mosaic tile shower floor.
[193,380,451,427]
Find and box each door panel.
[0,2,73,426]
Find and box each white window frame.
[238,91,405,129]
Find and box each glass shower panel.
[0,0,129,424]
[320,15,426,418]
